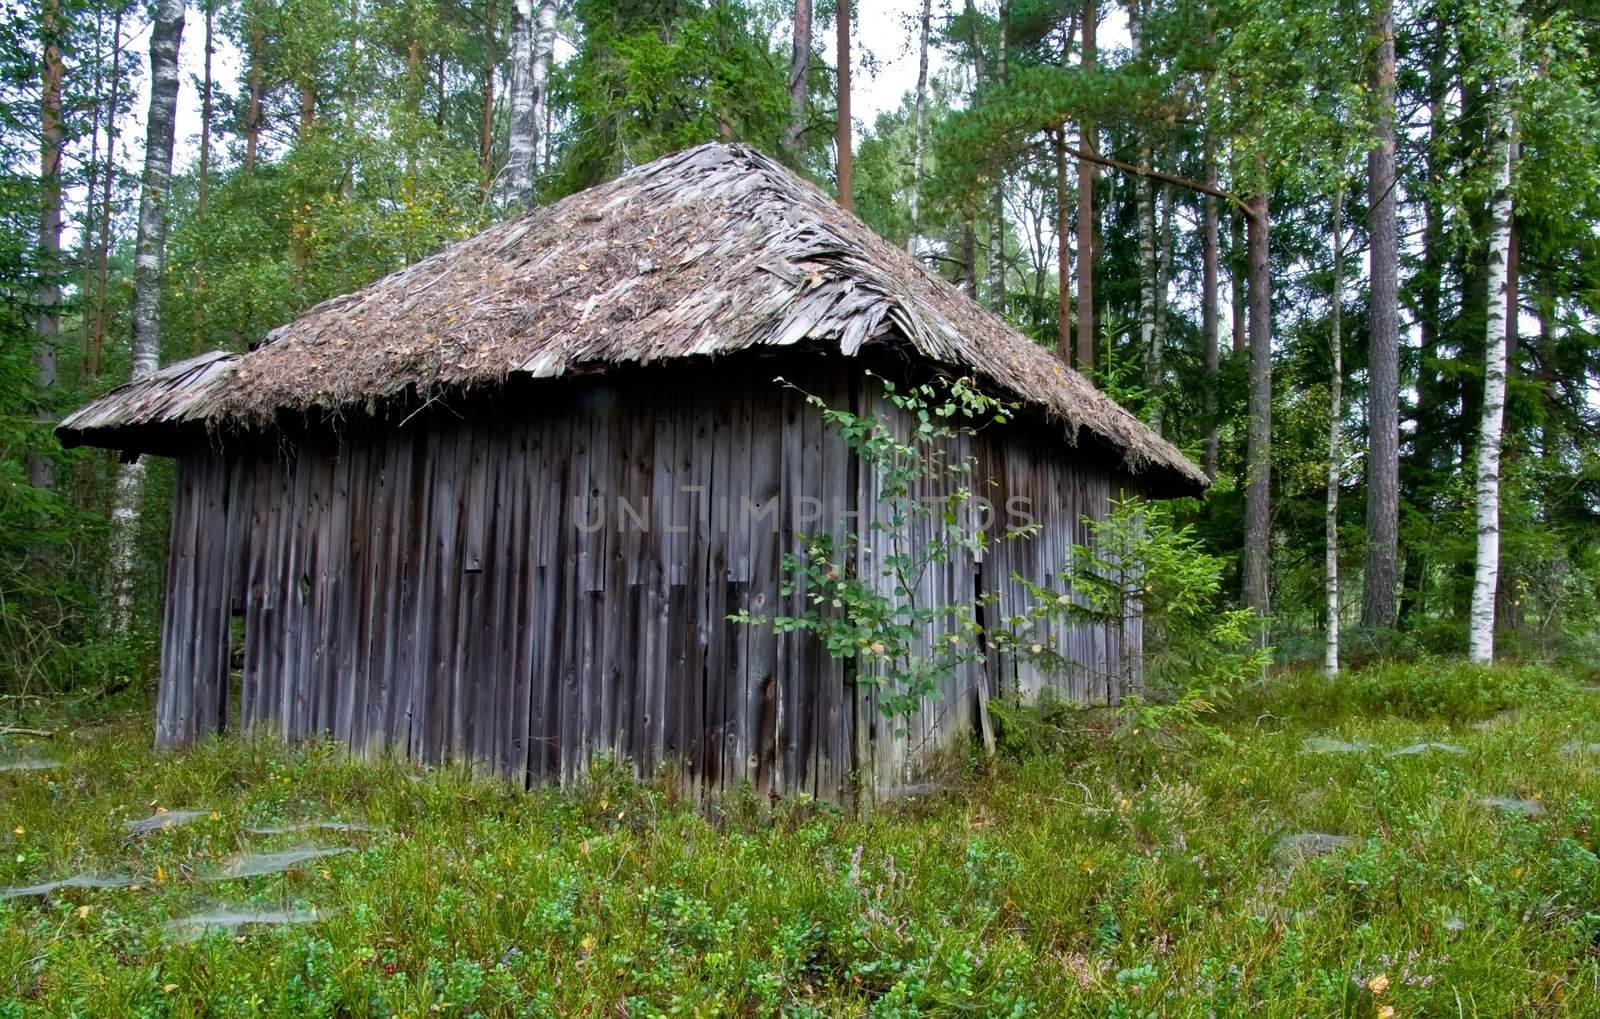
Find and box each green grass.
[3,662,1600,1017]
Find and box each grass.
[2,661,1599,1017]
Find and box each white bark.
[906,0,931,255]
[531,0,556,171]
[502,0,536,207]
[1469,15,1519,665]
[1149,181,1173,435]
[108,0,185,633]
[1326,186,1344,677]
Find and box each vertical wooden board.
[556,402,588,785]
[646,397,679,770]
[240,453,273,730]
[500,418,532,778]
[355,435,392,755]
[327,444,361,745]
[815,369,848,802]
[155,457,196,746]
[681,394,715,795]
[452,421,492,764]
[774,381,805,796]
[743,390,781,792]
[621,384,656,773]
[423,424,466,763]
[601,387,630,761]
[662,402,693,778]
[472,421,512,770]
[701,392,733,792]
[720,386,754,793]
[531,408,571,784]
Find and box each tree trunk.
[1326,185,1345,676]
[90,8,124,384]
[245,19,263,172]
[906,0,930,253]
[1149,180,1174,434]
[1130,1,1158,422]
[1055,127,1071,359]
[108,0,186,634]
[480,0,497,192]
[1469,17,1518,665]
[31,0,65,492]
[785,0,813,159]
[1241,182,1272,620]
[1362,0,1400,630]
[1201,125,1220,476]
[987,0,1008,311]
[504,0,536,206]
[1074,0,1097,371]
[193,1,214,355]
[835,0,852,211]
[531,0,556,176]
[1229,205,1245,355]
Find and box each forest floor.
[1,662,1598,1017]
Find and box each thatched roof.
[60,142,1205,492]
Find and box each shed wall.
[155,359,1138,802]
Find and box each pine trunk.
[906,0,930,253]
[31,0,64,492]
[835,0,852,211]
[480,0,497,191]
[1201,126,1220,477]
[1469,17,1519,665]
[1326,186,1345,676]
[1055,128,1071,359]
[987,0,1008,311]
[1074,0,1097,371]
[1230,206,1246,355]
[245,19,263,172]
[785,0,813,159]
[1241,184,1272,620]
[108,0,186,634]
[1362,0,1400,629]
[1149,181,1174,434]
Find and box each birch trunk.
[906,0,930,253]
[785,0,813,160]
[108,0,185,634]
[1241,181,1272,621]
[531,0,556,174]
[835,0,852,211]
[503,0,536,206]
[1362,0,1401,629]
[1074,0,1097,371]
[193,1,213,356]
[31,0,64,492]
[1469,15,1519,665]
[1326,186,1345,676]
[1201,125,1220,477]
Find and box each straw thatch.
[60,142,1205,491]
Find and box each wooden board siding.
[155,356,1140,802]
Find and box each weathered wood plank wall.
[155,356,1137,802]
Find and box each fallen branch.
[0,726,55,738]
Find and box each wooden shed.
[60,143,1205,805]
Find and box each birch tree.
[108,0,186,633]
[503,0,536,205]
[1469,3,1521,665]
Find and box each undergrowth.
[1,660,1597,1016]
